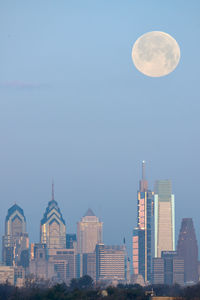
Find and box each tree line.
[0,275,200,300]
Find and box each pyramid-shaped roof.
[84,208,95,217]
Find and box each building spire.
[139,160,148,192]
[142,160,146,180]
[52,179,55,201]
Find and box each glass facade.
[154,180,175,258]
[2,204,29,268]
[40,188,66,249]
[132,162,154,283]
[177,218,198,283]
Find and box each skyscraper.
[132,161,154,282]
[40,184,66,249]
[154,180,175,257]
[77,209,103,254]
[2,204,29,267]
[177,218,198,283]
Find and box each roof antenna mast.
[52,179,55,201]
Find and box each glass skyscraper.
[177,218,198,283]
[132,161,154,283]
[40,184,66,249]
[154,180,175,257]
[2,204,29,267]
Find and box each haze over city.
[0,0,200,261]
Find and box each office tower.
[96,244,126,283]
[152,251,184,285]
[66,234,77,249]
[132,161,154,283]
[2,204,29,267]
[154,180,175,257]
[177,218,198,283]
[77,209,103,254]
[40,184,66,249]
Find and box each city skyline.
[0,166,199,260]
[1,1,200,258]
[0,160,199,285]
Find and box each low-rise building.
[96,244,126,284]
[0,266,14,285]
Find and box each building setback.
[177,218,198,283]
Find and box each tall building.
[177,218,198,283]
[77,209,103,254]
[154,180,175,257]
[2,204,29,267]
[132,161,154,282]
[96,244,126,283]
[40,184,66,249]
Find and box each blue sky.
[0,0,200,258]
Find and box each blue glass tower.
[132,161,154,283]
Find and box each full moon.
[132,31,180,77]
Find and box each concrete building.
[96,244,126,283]
[2,204,29,268]
[77,209,103,254]
[133,161,154,283]
[154,180,175,257]
[177,218,198,283]
[40,184,66,249]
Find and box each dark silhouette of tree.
[70,275,94,290]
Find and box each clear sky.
[0,1,200,258]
